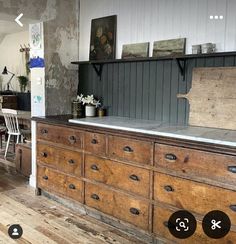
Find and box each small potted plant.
[17,76,29,92]
[82,94,100,117]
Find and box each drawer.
[155,144,236,185]
[85,155,150,198]
[37,143,82,177]
[37,123,82,148]
[108,135,152,165]
[153,205,236,243]
[37,166,83,202]
[85,182,149,230]
[154,172,236,225]
[84,132,106,156]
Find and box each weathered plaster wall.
[0,0,80,115]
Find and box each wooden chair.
[2,109,30,158]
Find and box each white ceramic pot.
[85,105,96,117]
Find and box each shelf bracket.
[92,64,104,80]
[175,58,186,81]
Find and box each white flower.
[76,93,84,103]
[82,94,101,107]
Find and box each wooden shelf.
[72,51,236,81]
[71,51,236,65]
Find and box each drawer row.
[37,165,236,242]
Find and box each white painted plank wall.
[79,0,236,61]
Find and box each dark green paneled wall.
[78,55,236,125]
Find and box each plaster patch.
[40,0,57,22]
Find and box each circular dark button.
[8,224,23,239]
[167,210,197,239]
[202,210,231,239]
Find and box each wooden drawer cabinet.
[37,123,83,148]
[153,206,236,243]
[155,144,236,185]
[16,143,31,177]
[85,182,149,230]
[84,132,106,156]
[37,166,83,202]
[37,143,82,177]
[108,135,152,165]
[154,172,236,225]
[85,155,150,198]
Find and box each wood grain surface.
[177,67,236,130]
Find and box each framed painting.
[89,15,117,60]
[152,38,186,57]
[121,42,149,59]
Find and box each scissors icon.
[211,219,221,230]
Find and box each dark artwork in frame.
[89,15,117,60]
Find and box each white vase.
[85,105,96,117]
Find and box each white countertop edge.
[68,119,236,147]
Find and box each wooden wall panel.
[78,55,236,124]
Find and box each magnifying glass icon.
[179,222,186,229]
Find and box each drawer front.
[155,144,236,184]
[37,143,82,177]
[37,166,83,202]
[85,182,149,230]
[154,172,236,225]
[85,155,150,198]
[108,135,152,165]
[153,206,236,243]
[37,123,82,148]
[84,132,106,156]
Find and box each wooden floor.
[0,168,145,243]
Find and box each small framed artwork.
[29,23,42,50]
[121,42,149,59]
[153,38,186,57]
[89,15,117,60]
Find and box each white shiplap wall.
[79,0,236,61]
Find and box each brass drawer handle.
[43,175,48,180]
[129,174,140,181]
[68,159,75,164]
[41,129,48,134]
[130,208,140,215]
[68,135,76,144]
[164,185,174,192]
[165,153,177,161]
[91,164,99,171]
[123,146,133,153]
[230,205,236,212]
[41,152,47,158]
[69,184,76,190]
[228,166,236,173]
[91,139,98,144]
[91,194,100,200]
[163,221,169,227]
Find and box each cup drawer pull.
[123,146,133,153]
[230,205,236,212]
[68,135,76,144]
[43,175,48,180]
[164,185,174,192]
[130,208,140,215]
[41,129,48,134]
[69,184,76,190]
[68,159,75,164]
[91,139,98,144]
[91,194,100,200]
[165,153,177,161]
[91,164,99,171]
[41,152,47,158]
[129,174,140,181]
[228,166,236,173]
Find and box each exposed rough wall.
[0,0,80,115]
[44,0,79,115]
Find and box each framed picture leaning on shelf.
[89,15,117,60]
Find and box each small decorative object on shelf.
[71,94,85,118]
[98,106,106,117]
[81,94,101,117]
[201,43,216,54]
[192,44,201,54]
[121,42,149,59]
[17,76,29,92]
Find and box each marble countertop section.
[69,116,236,147]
